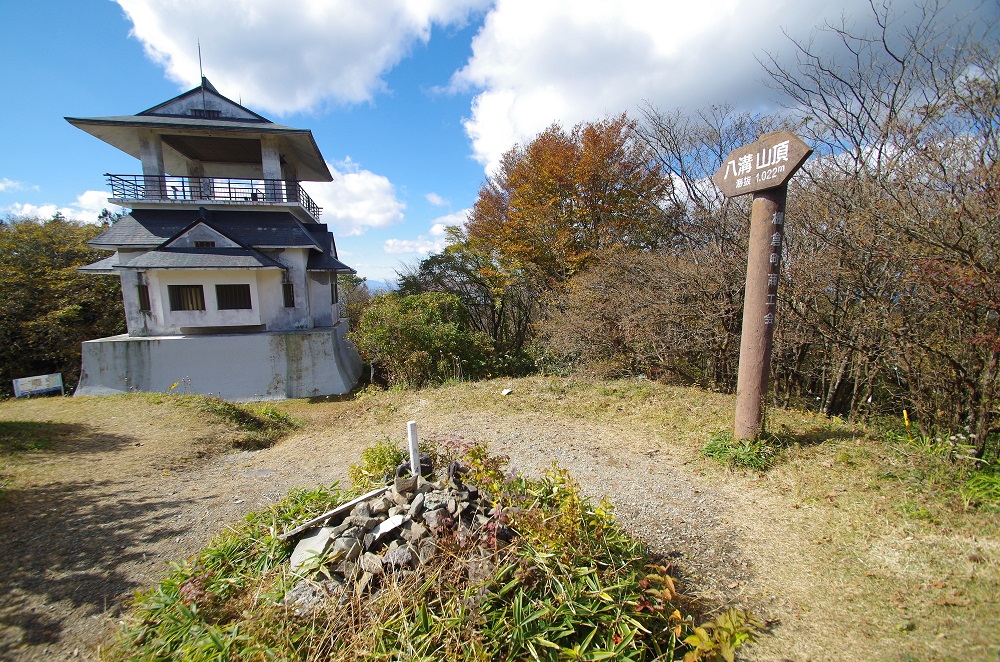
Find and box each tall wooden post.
[734,187,785,440]
[712,131,812,441]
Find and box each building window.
[194,240,216,248]
[168,285,206,311]
[137,284,151,312]
[216,284,252,310]
[331,280,339,305]
[190,108,222,118]
[282,282,295,308]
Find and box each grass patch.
[105,441,761,661]
[702,431,781,471]
[169,395,301,449]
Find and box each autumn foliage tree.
[0,215,124,395]
[397,225,539,373]
[466,114,675,285]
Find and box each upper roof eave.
[64,116,333,182]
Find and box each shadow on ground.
[0,475,212,658]
[777,426,856,447]
[0,421,137,457]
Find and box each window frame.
[215,283,253,310]
[137,283,151,312]
[168,284,206,311]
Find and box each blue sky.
[1,0,994,282]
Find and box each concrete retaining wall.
[75,326,362,401]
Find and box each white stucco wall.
[75,327,362,400]
[307,271,336,328]
[138,270,265,334]
[120,248,332,335]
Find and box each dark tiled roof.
[89,209,323,249]
[119,247,285,270]
[305,225,354,273]
[78,254,120,273]
[307,251,354,273]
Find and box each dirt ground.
[0,379,997,661]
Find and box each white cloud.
[384,237,446,254]
[308,159,406,236]
[0,178,36,193]
[383,209,468,255]
[115,0,490,115]
[425,192,449,206]
[455,0,995,173]
[5,191,123,224]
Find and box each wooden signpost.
[712,131,812,441]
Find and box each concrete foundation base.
[75,325,362,401]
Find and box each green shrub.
[349,292,494,388]
[961,472,1000,511]
[347,437,407,490]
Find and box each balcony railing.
[106,174,322,220]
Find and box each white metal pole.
[407,420,419,477]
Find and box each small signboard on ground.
[12,373,64,398]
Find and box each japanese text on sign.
[712,131,812,198]
[722,140,790,192]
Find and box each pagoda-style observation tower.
[68,78,362,400]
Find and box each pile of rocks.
[282,460,508,616]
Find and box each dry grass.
[284,377,1000,659]
[1,377,998,660]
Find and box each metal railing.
[105,174,322,220]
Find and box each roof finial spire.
[197,39,206,109]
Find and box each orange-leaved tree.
[466,114,675,285]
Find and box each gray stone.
[370,496,392,515]
[360,552,384,575]
[351,501,372,518]
[338,526,363,541]
[289,526,335,572]
[331,536,362,562]
[282,579,343,617]
[383,545,414,569]
[417,537,436,564]
[409,492,425,518]
[347,515,381,531]
[328,520,353,538]
[423,492,448,512]
[402,521,428,544]
[335,560,360,583]
[424,509,451,531]
[355,571,374,595]
[446,497,458,514]
[394,474,418,494]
